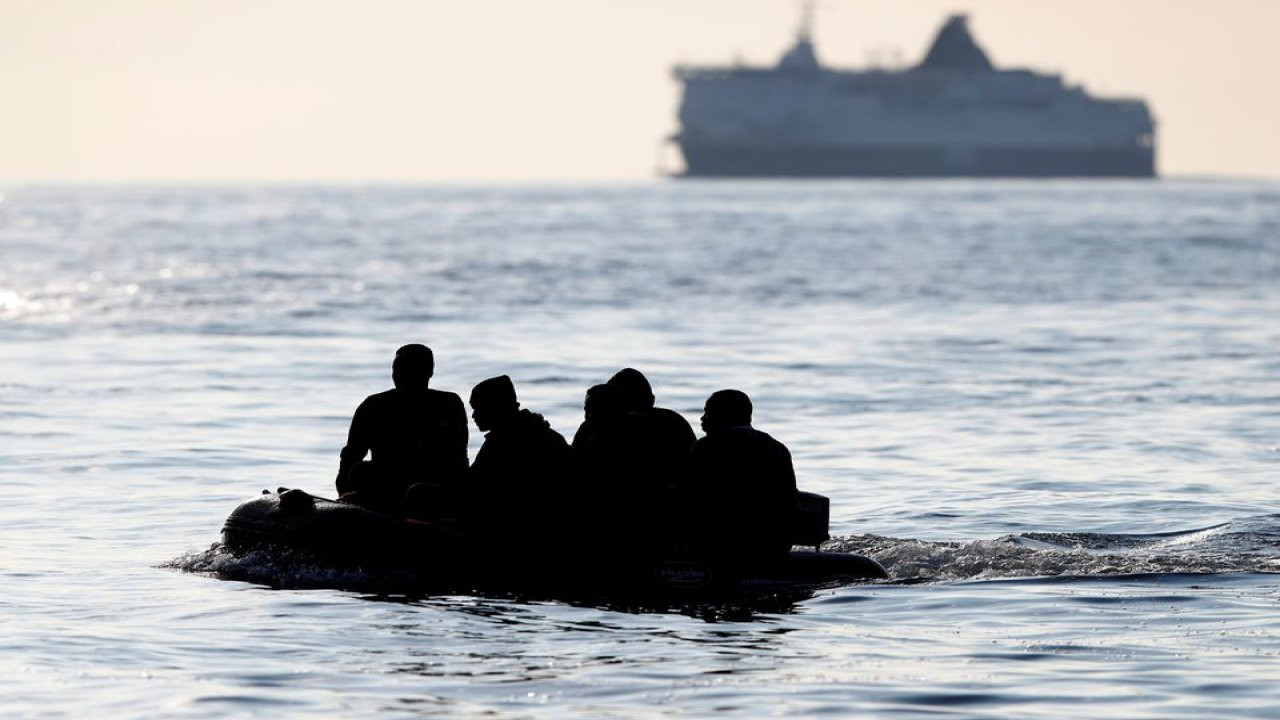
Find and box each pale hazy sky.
[2,0,1277,182]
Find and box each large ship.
[671,14,1156,177]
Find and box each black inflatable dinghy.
[221,488,887,597]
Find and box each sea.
[2,180,1278,718]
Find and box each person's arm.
[336,397,373,492]
[447,393,469,475]
[672,412,697,452]
[780,444,797,492]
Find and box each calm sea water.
[2,180,1278,718]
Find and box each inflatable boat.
[220,488,887,598]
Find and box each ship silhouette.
[671,14,1156,178]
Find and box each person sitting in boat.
[683,389,797,563]
[571,383,669,556]
[570,383,631,470]
[335,344,468,511]
[603,368,696,466]
[465,374,573,546]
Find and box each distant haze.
[2,0,1277,182]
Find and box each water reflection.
[369,594,813,690]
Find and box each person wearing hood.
[598,367,696,474]
[566,369,697,556]
[570,382,668,555]
[466,375,573,545]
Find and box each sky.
[2,0,1277,182]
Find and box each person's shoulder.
[747,426,781,442]
[651,406,693,428]
[751,428,792,456]
[691,431,730,451]
[425,388,464,406]
[360,388,398,406]
[514,408,550,431]
[546,425,569,448]
[570,420,594,447]
[727,426,787,451]
[516,410,570,448]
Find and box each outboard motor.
[790,491,830,549]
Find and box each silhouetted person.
[571,383,630,470]
[466,375,573,547]
[685,389,797,563]
[568,370,695,558]
[571,383,667,555]
[599,367,696,473]
[336,344,468,511]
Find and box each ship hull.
[677,143,1155,178]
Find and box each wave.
[827,514,1280,581]
[168,515,1280,595]
[165,545,390,592]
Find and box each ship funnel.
[917,14,994,72]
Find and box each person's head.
[584,383,625,425]
[608,368,655,412]
[701,389,752,434]
[392,344,434,390]
[470,375,519,432]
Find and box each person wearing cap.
[335,344,468,511]
[466,375,573,546]
[684,389,797,563]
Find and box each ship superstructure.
[671,14,1156,177]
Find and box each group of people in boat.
[335,343,798,563]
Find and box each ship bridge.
[916,15,994,72]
